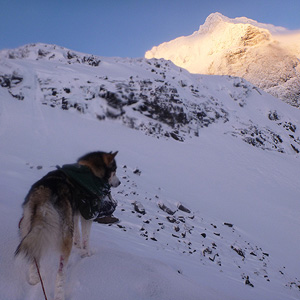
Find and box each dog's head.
[77,151,121,187]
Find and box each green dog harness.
[58,163,112,220]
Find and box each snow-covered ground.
[145,12,300,107]
[1,44,300,300]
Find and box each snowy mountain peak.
[197,12,230,33]
[145,13,300,108]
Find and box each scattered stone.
[203,247,212,256]
[158,202,176,215]
[177,203,191,213]
[231,246,245,258]
[224,222,233,227]
[245,276,254,287]
[177,216,185,223]
[132,201,146,215]
[133,168,141,175]
[36,165,43,170]
[95,215,119,224]
[209,253,219,262]
[166,216,177,223]
[174,225,180,232]
[201,233,207,238]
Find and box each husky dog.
[15,151,120,300]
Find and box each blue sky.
[1,0,300,58]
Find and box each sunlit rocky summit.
[146,12,300,107]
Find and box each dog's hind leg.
[28,260,40,285]
[54,227,73,300]
[54,202,74,300]
[80,217,92,257]
[73,213,81,248]
[18,208,40,285]
[54,252,71,300]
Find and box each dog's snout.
[109,173,121,187]
[114,178,121,187]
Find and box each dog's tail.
[15,198,62,262]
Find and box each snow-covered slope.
[145,12,300,108]
[1,43,300,154]
[1,43,300,300]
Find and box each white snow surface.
[145,12,300,107]
[1,43,300,300]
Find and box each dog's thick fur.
[15,151,120,300]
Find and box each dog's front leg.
[80,217,92,257]
[73,213,81,248]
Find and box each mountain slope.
[145,12,300,108]
[1,44,300,300]
[1,43,300,154]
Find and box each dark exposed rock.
[177,203,191,213]
[268,110,281,121]
[166,216,177,223]
[132,201,146,215]
[231,246,245,258]
[133,169,141,175]
[158,203,176,215]
[245,276,254,287]
[0,74,23,88]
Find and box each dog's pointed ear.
[103,151,118,166]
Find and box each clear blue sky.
[1,0,299,58]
